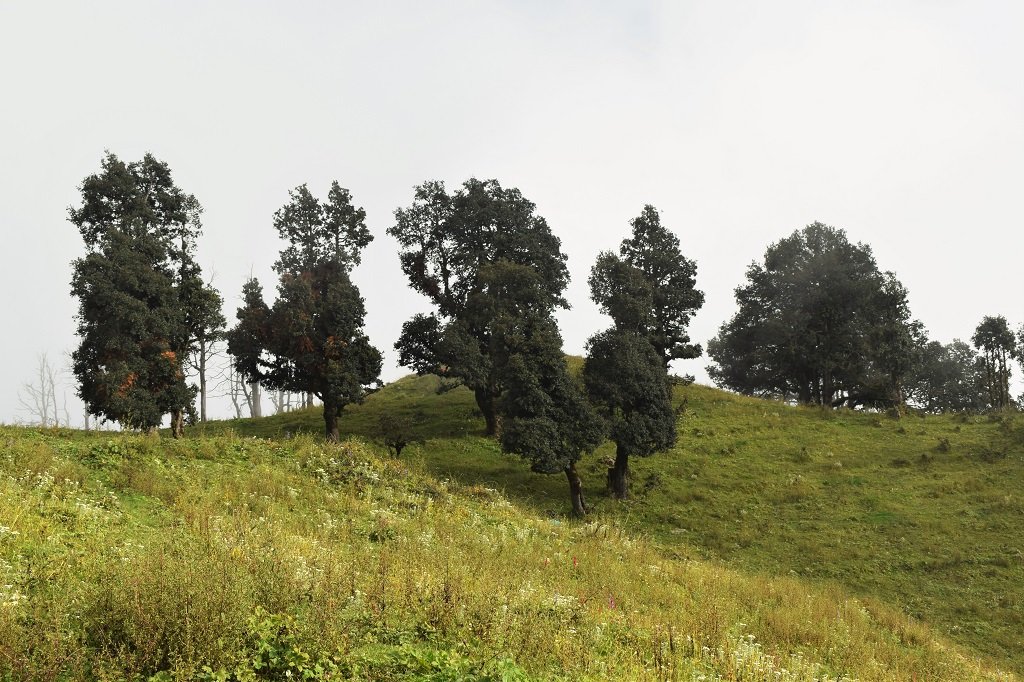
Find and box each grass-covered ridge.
[0,422,1016,680]
[195,374,1024,674]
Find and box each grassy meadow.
[0,374,1021,679]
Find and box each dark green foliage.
[590,205,704,366]
[708,222,923,409]
[388,178,569,435]
[906,340,986,413]
[272,182,372,274]
[226,184,382,441]
[584,330,676,498]
[69,153,207,433]
[377,412,420,456]
[226,278,270,382]
[483,263,603,514]
[972,315,1016,409]
[585,207,695,499]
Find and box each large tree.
[69,152,207,434]
[388,179,569,435]
[226,183,381,441]
[972,315,1015,410]
[590,205,704,369]
[708,222,921,409]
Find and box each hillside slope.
[196,375,1024,673]
[0,424,1016,680]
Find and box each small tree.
[907,340,986,413]
[377,413,418,456]
[180,271,226,422]
[17,353,64,427]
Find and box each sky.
[1,1,1022,425]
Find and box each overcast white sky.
[2,1,1022,425]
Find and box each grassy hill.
[0,378,1019,680]
[193,374,1024,675]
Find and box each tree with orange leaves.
[69,152,205,434]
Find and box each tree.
[17,353,66,427]
[377,413,419,456]
[972,315,1015,410]
[69,153,205,434]
[584,209,689,499]
[708,222,922,409]
[584,330,676,499]
[846,273,926,410]
[388,179,569,436]
[179,269,226,422]
[491,269,603,515]
[226,277,270,418]
[226,183,381,441]
[906,340,985,413]
[590,205,704,369]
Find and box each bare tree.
[216,361,263,419]
[18,353,62,426]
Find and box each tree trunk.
[199,340,208,422]
[323,399,340,442]
[475,387,499,437]
[565,461,587,516]
[607,443,630,499]
[250,382,262,418]
[170,409,184,438]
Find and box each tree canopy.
[906,340,985,413]
[707,222,922,409]
[388,178,569,435]
[589,205,703,368]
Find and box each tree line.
[67,153,1023,513]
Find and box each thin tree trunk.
[565,461,587,516]
[607,443,630,499]
[199,339,208,422]
[250,382,262,418]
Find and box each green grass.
[194,374,1024,674]
[1,375,1020,679]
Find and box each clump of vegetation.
[376,412,421,456]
